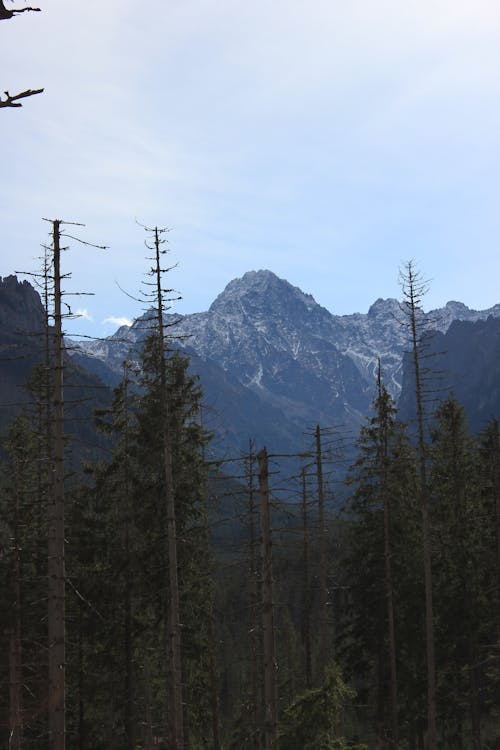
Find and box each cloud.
[74,309,93,321]
[3,0,500,333]
[103,316,133,328]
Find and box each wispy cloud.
[75,309,93,321]
[103,316,133,328]
[3,0,500,334]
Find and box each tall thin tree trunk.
[258,448,278,749]
[402,263,437,750]
[208,611,221,750]
[9,476,23,750]
[120,366,135,750]
[469,652,481,750]
[301,467,312,689]
[377,368,399,748]
[152,227,184,749]
[315,424,328,676]
[247,441,262,746]
[77,607,85,750]
[48,219,66,750]
[9,627,22,750]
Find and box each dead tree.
[43,218,106,750]
[301,466,312,689]
[143,225,184,750]
[246,440,263,744]
[314,424,328,677]
[258,448,278,750]
[47,219,66,750]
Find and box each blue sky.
[1,0,500,339]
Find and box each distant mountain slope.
[0,275,47,426]
[399,316,500,433]
[3,271,500,459]
[0,275,112,461]
[77,269,500,453]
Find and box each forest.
[0,223,498,750]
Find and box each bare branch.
[0,87,43,107]
[0,1,41,20]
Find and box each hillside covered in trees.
[0,247,499,750]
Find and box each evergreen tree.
[0,413,48,748]
[340,382,424,747]
[399,261,438,750]
[278,662,364,750]
[429,397,489,749]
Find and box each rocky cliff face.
[0,275,112,457]
[0,275,46,333]
[0,275,48,424]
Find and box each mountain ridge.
[2,271,499,459]
[73,269,500,455]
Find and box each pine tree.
[136,340,214,746]
[429,397,487,748]
[0,413,48,748]
[399,261,437,750]
[278,662,362,750]
[340,380,423,747]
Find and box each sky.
[1,0,500,339]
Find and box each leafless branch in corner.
[0,1,41,20]
[0,88,44,108]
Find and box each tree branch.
[0,1,41,20]
[0,88,44,108]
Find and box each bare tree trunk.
[258,448,278,749]
[315,425,328,677]
[48,219,66,750]
[383,488,399,749]
[152,227,184,750]
[9,463,23,750]
[247,441,263,746]
[9,627,22,750]
[122,366,135,750]
[208,612,221,750]
[301,467,312,689]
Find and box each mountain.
[0,275,47,427]
[2,270,499,460]
[398,316,500,433]
[0,275,112,461]
[76,269,500,455]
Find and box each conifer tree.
[429,397,486,749]
[0,413,48,748]
[399,261,437,750]
[340,377,422,747]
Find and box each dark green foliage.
[1,281,500,748]
[429,398,498,748]
[0,413,49,747]
[339,386,426,746]
[278,662,364,750]
[65,342,215,748]
[336,392,500,748]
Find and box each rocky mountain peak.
[209,269,319,321]
[367,297,400,319]
[0,274,46,333]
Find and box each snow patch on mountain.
[75,270,500,434]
